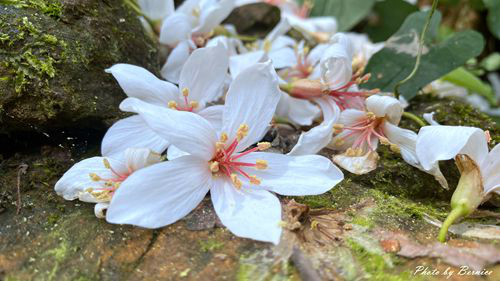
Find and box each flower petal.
[101,115,170,157]
[161,40,192,83]
[159,13,192,46]
[106,156,212,228]
[94,202,109,219]
[120,98,217,160]
[105,64,178,107]
[333,151,379,175]
[306,17,337,34]
[416,126,489,172]
[288,97,340,155]
[222,61,281,151]
[167,145,190,160]
[268,47,297,69]
[123,147,162,172]
[211,179,282,244]
[193,0,235,34]
[482,144,500,194]
[179,44,229,106]
[328,109,367,151]
[55,156,125,202]
[320,43,352,90]
[383,122,418,166]
[229,50,267,79]
[365,95,403,124]
[138,0,174,21]
[276,93,319,126]
[198,105,224,132]
[239,152,343,195]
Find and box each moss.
[346,239,420,281]
[2,0,63,19]
[200,239,224,252]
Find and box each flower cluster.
[56,0,498,244]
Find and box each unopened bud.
[288,79,325,99]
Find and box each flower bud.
[288,79,325,100]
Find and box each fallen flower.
[416,125,499,242]
[102,44,228,157]
[105,62,344,244]
[55,148,161,218]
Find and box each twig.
[16,164,28,215]
[394,0,439,98]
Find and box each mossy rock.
[0,0,159,133]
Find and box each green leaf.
[483,0,500,39]
[364,10,485,100]
[307,0,376,31]
[363,0,418,43]
[442,67,496,105]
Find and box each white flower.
[102,44,228,157]
[416,125,499,241]
[328,95,419,174]
[55,148,161,218]
[345,33,384,70]
[287,34,377,156]
[159,0,235,82]
[105,62,344,244]
[138,0,175,21]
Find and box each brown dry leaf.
[376,229,500,270]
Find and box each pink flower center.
[209,125,270,189]
[88,159,131,200]
[328,73,379,110]
[168,88,199,112]
[334,113,388,153]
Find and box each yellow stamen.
[263,40,272,53]
[103,158,111,169]
[215,142,226,151]
[220,132,228,143]
[390,144,401,153]
[168,101,177,109]
[209,161,219,173]
[334,138,345,146]
[257,142,271,151]
[255,160,268,170]
[379,137,390,146]
[89,173,101,181]
[182,88,189,97]
[310,220,319,229]
[333,123,344,134]
[189,101,199,109]
[249,175,261,185]
[230,174,242,189]
[237,124,249,141]
[366,112,376,120]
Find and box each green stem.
[394,0,439,98]
[402,112,426,127]
[438,205,466,242]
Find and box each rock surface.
[0,0,159,133]
[0,96,499,280]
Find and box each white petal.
[268,47,297,69]
[222,62,281,151]
[333,151,379,174]
[179,44,229,106]
[161,40,191,83]
[276,93,319,126]
[120,98,217,160]
[123,147,162,172]
[229,51,267,79]
[138,0,174,21]
[159,13,192,46]
[166,145,190,160]
[383,122,419,166]
[483,144,500,193]
[239,152,343,195]
[94,202,109,219]
[330,33,354,60]
[365,95,403,124]
[307,43,329,66]
[193,0,235,34]
[106,156,212,228]
[306,17,337,34]
[416,126,489,172]
[55,157,125,201]
[198,105,224,132]
[329,109,367,151]
[265,19,291,43]
[288,97,340,155]
[423,112,440,125]
[320,44,352,90]
[269,35,296,51]
[101,115,170,157]
[211,179,282,244]
[105,64,178,107]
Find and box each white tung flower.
[102,44,229,157]
[55,148,161,218]
[416,125,499,241]
[105,62,344,244]
[159,0,235,82]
